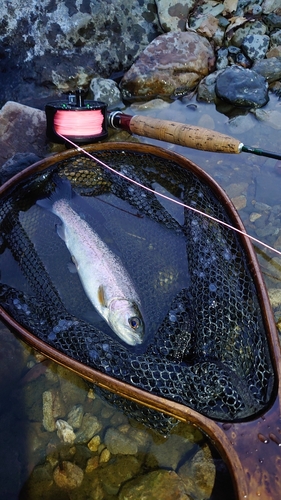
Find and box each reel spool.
[45,89,108,144]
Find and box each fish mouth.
[114,328,144,346]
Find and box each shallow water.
[1,93,281,499]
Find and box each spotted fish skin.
[38,180,144,346]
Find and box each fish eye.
[129,316,141,330]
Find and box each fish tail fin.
[37,175,74,211]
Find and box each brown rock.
[120,31,214,100]
[0,101,47,166]
[119,469,191,500]
[99,455,141,495]
[53,461,84,490]
[178,443,216,499]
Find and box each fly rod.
[108,111,281,160]
[45,91,281,160]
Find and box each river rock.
[197,70,224,102]
[262,0,281,15]
[268,288,281,309]
[104,427,138,455]
[0,152,42,185]
[150,434,194,470]
[99,455,141,495]
[155,0,193,31]
[178,443,216,499]
[0,1,162,105]
[241,34,270,61]
[89,77,124,109]
[215,65,269,108]
[119,469,191,500]
[252,57,281,84]
[57,365,88,409]
[56,419,76,444]
[75,413,102,443]
[67,403,84,429]
[42,389,66,432]
[229,20,268,47]
[0,101,47,167]
[53,461,84,490]
[188,1,225,30]
[120,31,214,101]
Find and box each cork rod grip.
[129,115,242,154]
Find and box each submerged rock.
[42,389,66,432]
[56,419,76,444]
[178,444,216,499]
[53,461,84,490]
[75,413,102,443]
[104,427,138,455]
[119,469,191,500]
[99,455,141,495]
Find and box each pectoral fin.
[56,223,66,241]
[98,285,107,307]
[67,256,79,273]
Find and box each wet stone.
[56,419,76,444]
[215,65,269,108]
[85,455,99,473]
[42,389,66,432]
[232,195,247,211]
[99,447,111,463]
[53,460,84,490]
[98,455,141,496]
[89,77,124,109]
[88,434,101,452]
[22,463,54,498]
[104,427,138,455]
[75,413,102,443]
[178,443,216,499]
[119,469,191,500]
[150,434,194,470]
[268,289,281,309]
[57,365,88,409]
[252,57,281,84]
[197,70,224,103]
[67,403,84,429]
[252,109,281,129]
[120,31,214,100]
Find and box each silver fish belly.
[51,198,144,346]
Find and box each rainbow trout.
[37,179,144,346]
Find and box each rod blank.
[108,111,281,161]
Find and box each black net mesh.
[0,149,275,423]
